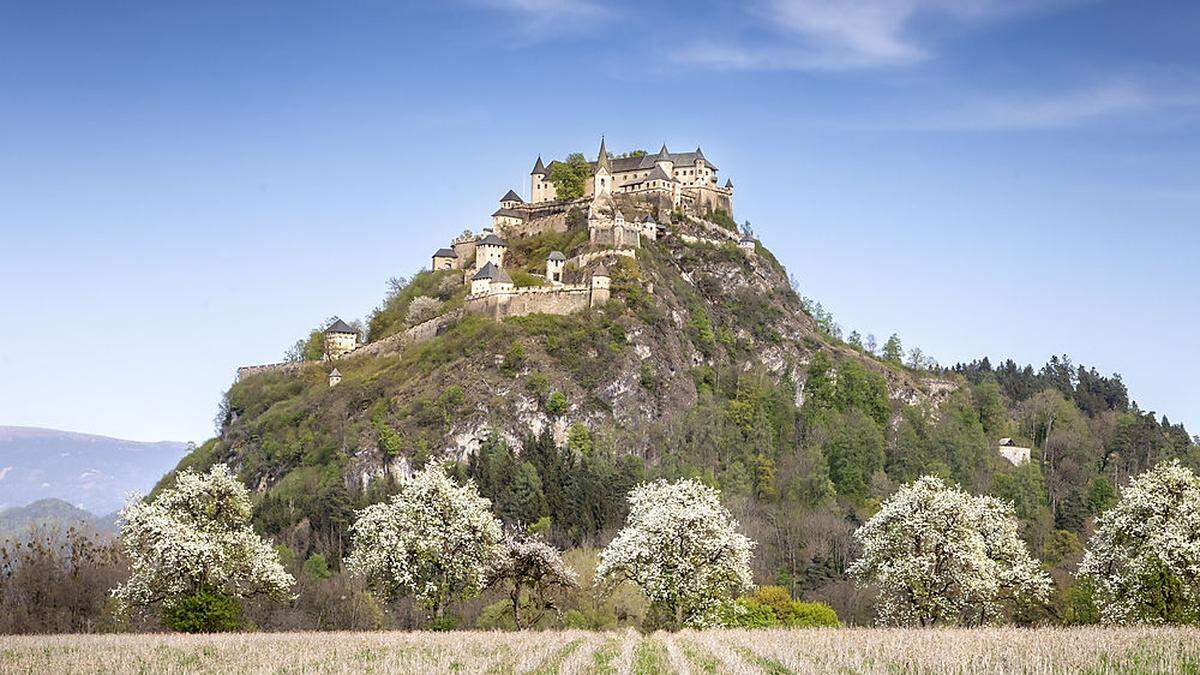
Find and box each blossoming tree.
[597,478,754,628]
[489,528,579,629]
[1078,460,1200,624]
[346,464,505,621]
[111,464,294,627]
[849,475,1050,626]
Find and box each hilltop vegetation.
[163,213,1199,628]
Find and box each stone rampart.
[236,310,465,381]
[236,361,304,381]
[465,285,592,320]
[571,249,636,268]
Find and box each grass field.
[2,627,1199,674]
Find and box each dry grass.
[1,627,1198,674]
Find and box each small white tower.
[328,368,342,387]
[324,318,358,360]
[546,251,566,284]
[475,233,508,271]
[590,263,611,308]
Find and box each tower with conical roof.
[530,155,552,202]
[593,136,612,197]
[654,143,674,177]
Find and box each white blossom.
[490,528,579,628]
[849,475,1050,626]
[111,464,294,611]
[1078,460,1200,624]
[597,478,755,628]
[345,464,505,617]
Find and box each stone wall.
[236,310,465,381]
[236,361,303,381]
[465,285,593,320]
[571,248,636,269]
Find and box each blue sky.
[1,0,1197,443]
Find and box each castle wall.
[465,285,593,321]
[571,248,636,269]
[237,310,464,381]
[452,239,477,263]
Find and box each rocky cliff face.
[181,211,956,504]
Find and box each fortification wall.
[571,248,636,268]
[236,361,303,381]
[236,310,465,381]
[465,285,592,320]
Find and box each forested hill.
[165,210,1199,623]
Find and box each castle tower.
[499,189,524,209]
[641,214,658,241]
[654,143,674,177]
[530,156,549,203]
[694,146,707,185]
[546,251,566,284]
[471,262,496,295]
[593,136,612,197]
[324,318,358,360]
[590,264,610,308]
[475,233,508,271]
[432,247,459,270]
[328,368,342,387]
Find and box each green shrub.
[547,391,569,417]
[789,600,840,627]
[718,597,780,628]
[161,590,244,633]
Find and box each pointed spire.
[724,178,733,189]
[531,155,546,175]
[656,143,670,161]
[594,263,609,277]
[597,136,611,172]
[695,146,705,160]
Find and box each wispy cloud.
[927,81,1156,130]
[471,0,614,43]
[675,0,1081,71]
[917,78,1200,131]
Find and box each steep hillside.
[166,203,1197,623]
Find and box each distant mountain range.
[0,498,116,540]
[0,426,189,515]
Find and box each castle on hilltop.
[425,138,744,322]
[531,138,733,213]
[238,138,755,381]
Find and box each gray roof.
[478,233,509,246]
[472,262,499,280]
[329,368,341,377]
[596,136,611,172]
[531,156,546,175]
[724,178,733,188]
[594,263,609,276]
[500,189,524,204]
[433,247,458,258]
[542,145,717,175]
[490,207,526,219]
[548,251,566,261]
[325,318,355,334]
[641,214,656,223]
[655,144,671,161]
[629,165,676,185]
[493,266,512,283]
